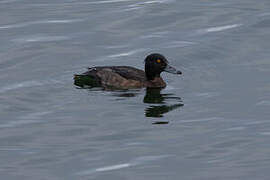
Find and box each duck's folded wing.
[87,66,146,81]
[109,66,146,81]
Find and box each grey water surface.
[1,0,270,179]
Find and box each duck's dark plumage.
[74,53,181,89]
[88,66,146,81]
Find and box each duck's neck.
[145,69,160,81]
[146,77,166,88]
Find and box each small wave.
[0,119,38,128]
[180,117,221,123]
[131,155,171,165]
[30,0,172,7]
[57,0,133,6]
[108,48,149,58]
[226,126,246,131]
[191,92,219,98]
[165,85,176,91]
[129,0,173,7]
[256,100,270,106]
[45,19,83,23]
[260,132,270,136]
[21,111,52,120]
[99,44,130,49]
[197,24,242,34]
[126,0,174,11]
[164,41,196,48]
[0,19,83,30]
[258,12,270,17]
[139,31,170,39]
[0,81,42,93]
[13,35,70,43]
[77,154,170,176]
[0,80,62,94]
[0,111,49,128]
[0,0,19,4]
[126,142,145,146]
[142,0,174,4]
[96,163,130,172]
[88,0,133,4]
[108,52,134,58]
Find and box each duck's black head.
[144,53,182,80]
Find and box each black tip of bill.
[164,64,182,75]
[176,70,182,75]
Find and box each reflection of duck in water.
[76,87,182,121]
[144,88,183,118]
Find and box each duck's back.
[74,66,147,89]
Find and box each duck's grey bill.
[164,64,182,75]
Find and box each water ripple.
[0,80,63,94]
[180,117,221,123]
[84,0,133,4]
[108,48,149,58]
[77,155,171,176]
[258,12,270,17]
[0,81,43,93]
[164,41,196,48]
[30,0,133,7]
[96,163,130,172]
[129,0,174,7]
[139,31,170,39]
[197,24,242,34]
[256,100,270,106]
[0,119,39,128]
[71,0,173,5]
[13,35,70,43]
[260,132,270,136]
[0,0,19,4]
[0,19,84,30]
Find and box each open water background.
[1,0,270,179]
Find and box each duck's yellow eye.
[156,59,161,63]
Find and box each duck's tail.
[73,74,101,88]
